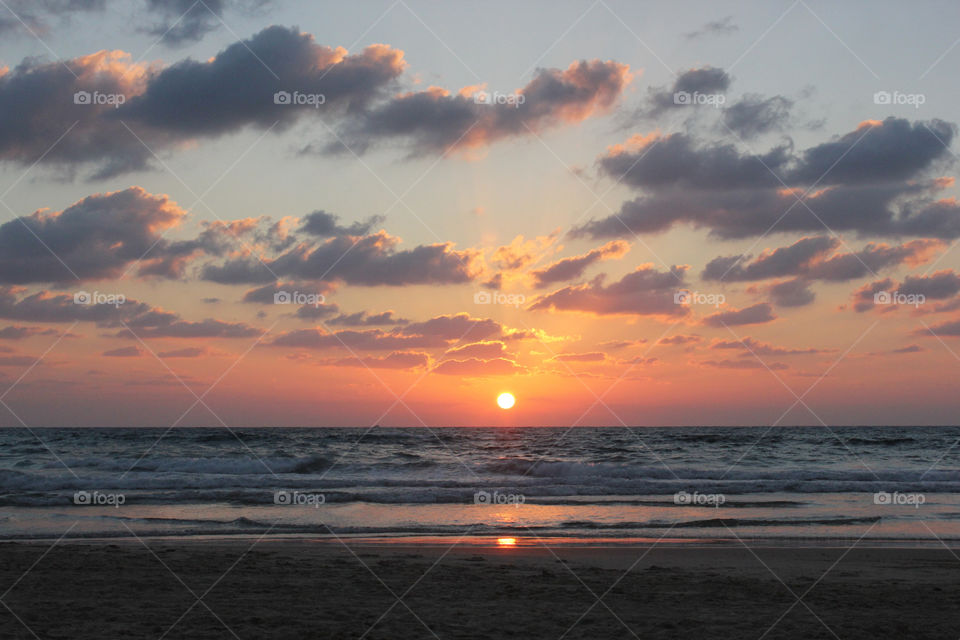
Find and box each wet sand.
[1,539,958,639]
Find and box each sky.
[1,0,960,426]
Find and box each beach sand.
[1,539,957,639]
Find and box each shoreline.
[4,533,959,547]
[2,540,958,638]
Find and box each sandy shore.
[1,539,958,639]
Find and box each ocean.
[1,426,958,544]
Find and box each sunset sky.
[2,0,960,426]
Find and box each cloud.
[443,341,506,360]
[400,313,502,342]
[157,346,211,357]
[916,318,960,337]
[684,16,738,39]
[710,336,830,356]
[0,187,185,283]
[328,310,409,326]
[575,118,960,240]
[529,265,688,317]
[271,327,445,351]
[703,236,838,282]
[551,351,606,362]
[271,313,509,353]
[491,233,559,271]
[892,344,924,353]
[852,271,960,312]
[298,210,384,237]
[703,303,776,327]
[327,351,429,370]
[529,240,629,288]
[898,270,960,299]
[766,279,816,307]
[659,334,701,345]
[705,237,942,307]
[203,231,479,286]
[851,278,894,312]
[121,26,405,135]
[0,326,67,340]
[432,357,525,377]
[721,94,793,139]
[598,132,787,192]
[331,59,632,155]
[700,358,787,370]
[0,26,405,177]
[598,339,647,350]
[103,346,141,357]
[642,67,730,117]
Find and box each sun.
[496,392,516,410]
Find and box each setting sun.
[496,392,516,409]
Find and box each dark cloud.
[331,59,632,155]
[898,270,960,299]
[0,187,185,284]
[0,286,262,339]
[576,118,959,240]
[0,326,65,340]
[792,119,954,186]
[120,26,405,136]
[271,313,510,353]
[529,240,629,288]
[722,94,793,139]
[298,210,384,237]
[529,265,688,317]
[916,318,960,337]
[703,236,838,282]
[203,231,478,286]
[767,279,816,307]
[703,303,776,327]
[850,278,894,312]
[684,16,738,39]
[270,328,447,351]
[643,67,730,117]
[710,336,830,356]
[599,133,788,191]
[400,313,501,342]
[705,237,942,288]
[0,26,405,177]
[103,346,141,357]
[158,346,211,358]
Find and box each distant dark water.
[1,427,958,541]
